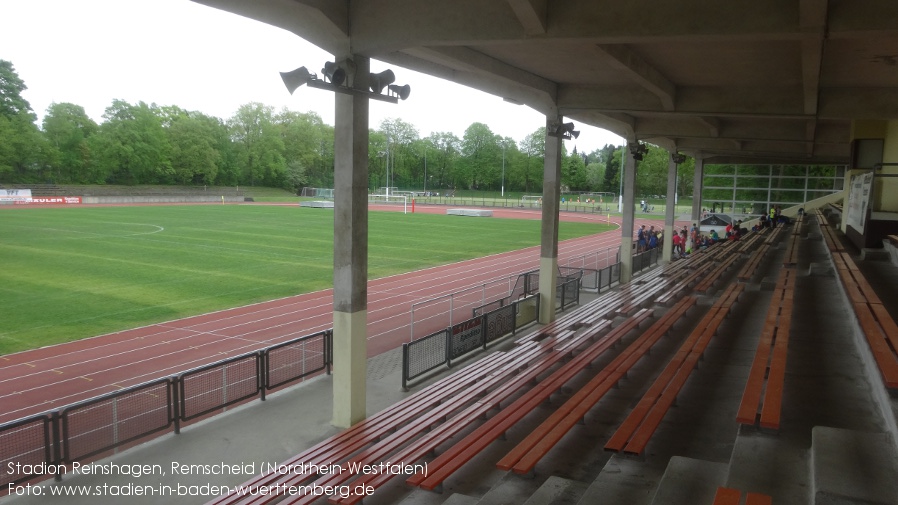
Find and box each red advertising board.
[14,197,82,205]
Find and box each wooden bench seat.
[694,254,742,293]
[605,282,744,455]
[405,308,656,493]
[783,225,802,267]
[496,296,698,475]
[323,320,621,504]
[239,341,560,505]
[207,341,550,505]
[737,244,770,282]
[713,487,772,505]
[822,246,898,392]
[736,268,795,431]
[306,326,617,505]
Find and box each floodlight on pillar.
[321,61,346,85]
[280,66,316,94]
[369,69,396,94]
[671,153,687,164]
[387,84,411,100]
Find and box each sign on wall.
[846,172,873,234]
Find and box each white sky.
[1,0,623,154]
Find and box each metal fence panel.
[449,317,485,361]
[404,329,449,383]
[179,353,260,421]
[516,295,539,328]
[485,304,515,343]
[61,378,172,462]
[265,331,330,390]
[0,415,53,487]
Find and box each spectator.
[648,226,658,249]
[637,224,647,253]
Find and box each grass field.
[0,204,612,355]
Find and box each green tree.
[229,102,286,187]
[89,100,172,184]
[42,102,98,183]
[377,117,419,189]
[0,60,45,182]
[166,110,221,185]
[425,131,459,192]
[517,127,545,194]
[459,122,500,190]
[277,109,333,189]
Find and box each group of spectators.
[753,205,790,230]
[639,219,749,259]
[636,224,662,253]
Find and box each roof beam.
[800,0,828,115]
[593,45,676,111]
[506,0,547,35]
[698,117,721,137]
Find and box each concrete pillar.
[692,156,704,222]
[538,117,562,324]
[332,56,369,428]
[691,156,704,240]
[662,155,678,262]
[619,143,637,283]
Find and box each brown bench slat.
[746,492,773,505]
[408,308,655,491]
[265,344,555,505]
[606,283,743,455]
[713,487,742,505]
[854,302,898,389]
[498,297,697,475]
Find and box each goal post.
[367,194,408,214]
[520,195,542,207]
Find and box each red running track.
[0,204,668,424]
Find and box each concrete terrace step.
[648,456,729,505]
[811,426,898,505]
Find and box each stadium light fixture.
[671,152,687,164]
[280,61,410,104]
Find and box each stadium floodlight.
[280,60,409,104]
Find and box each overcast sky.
[2,0,623,154]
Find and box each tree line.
[1,59,697,197]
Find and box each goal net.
[368,194,408,213]
[520,195,542,207]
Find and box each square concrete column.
[332,56,369,428]
[662,155,678,262]
[692,156,704,234]
[538,119,562,324]
[619,144,637,283]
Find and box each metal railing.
[402,295,540,390]
[633,247,661,274]
[0,329,331,487]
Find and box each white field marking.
[1,226,657,407]
[5,222,165,239]
[0,232,620,378]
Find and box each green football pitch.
[0,205,612,355]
